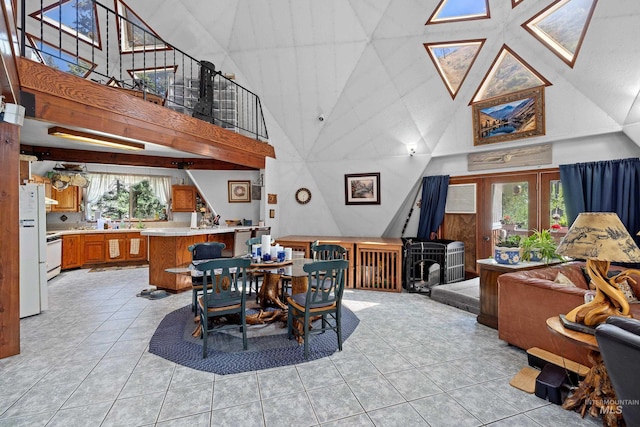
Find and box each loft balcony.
[16,0,273,169]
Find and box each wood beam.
[18,59,275,169]
[0,0,20,359]
[20,144,256,170]
[0,122,20,358]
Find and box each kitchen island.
[141,226,253,292]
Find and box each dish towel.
[130,238,140,255]
[109,239,120,258]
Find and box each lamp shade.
[556,212,640,262]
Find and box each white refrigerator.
[19,183,48,318]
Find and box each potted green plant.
[494,234,522,265]
[521,229,562,263]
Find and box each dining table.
[164,257,314,309]
[166,257,317,336]
[248,258,314,309]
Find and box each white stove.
[46,233,62,280]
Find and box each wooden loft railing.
[19,0,268,141]
[18,58,275,169]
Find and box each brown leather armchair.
[595,316,640,427]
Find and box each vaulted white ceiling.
[23,0,640,236]
[133,0,640,163]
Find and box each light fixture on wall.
[48,126,145,151]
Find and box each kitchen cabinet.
[105,236,126,262]
[61,234,82,269]
[83,234,105,264]
[51,186,80,212]
[172,185,196,212]
[31,174,53,212]
[208,232,233,250]
[126,233,147,261]
[106,233,147,262]
[61,232,148,269]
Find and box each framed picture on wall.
[345,172,380,205]
[228,180,251,203]
[472,86,545,146]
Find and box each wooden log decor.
[468,144,551,171]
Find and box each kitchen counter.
[144,227,256,292]
[46,228,146,237]
[140,226,252,237]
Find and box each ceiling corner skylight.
[26,34,96,78]
[512,0,524,7]
[470,45,551,104]
[29,0,102,49]
[522,0,598,68]
[426,0,490,25]
[115,0,169,53]
[424,40,485,99]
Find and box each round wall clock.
[295,187,312,204]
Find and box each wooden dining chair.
[312,244,347,260]
[286,259,349,359]
[195,257,252,358]
[188,241,225,313]
[252,226,271,238]
[222,228,252,258]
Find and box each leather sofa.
[497,262,640,366]
[596,316,640,426]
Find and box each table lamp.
[555,212,640,332]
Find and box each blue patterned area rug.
[149,305,359,375]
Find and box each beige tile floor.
[0,267,602,426]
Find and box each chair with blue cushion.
[312,243,347,260]
[286,259,349,359]
[309,244,347,291]
[245,237,264,296]
[195,257,252,358]
[188,241,225,313]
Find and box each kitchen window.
[84,173,171,222]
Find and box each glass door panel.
[480,174,537,259]
[491,181,530,249]
[541,171,567,245]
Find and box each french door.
[479,173,538,259]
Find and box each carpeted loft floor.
[1,267,602,426]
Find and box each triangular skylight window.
[522,0,597,68]
[115,0,169,53]
[127,66,177,99]
[471,45,551,104]
[26,34,96,78]
[512,0,524,7]
[29,0,101,49]
[424,40,485,99]
[426,0,490,24]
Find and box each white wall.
[187,169,261,225]
[267,131,640,239]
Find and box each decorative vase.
[529,250,543,262]
[494,247,521,265]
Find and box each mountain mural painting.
[472,86,546,146]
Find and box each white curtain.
[85,173,171,218]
